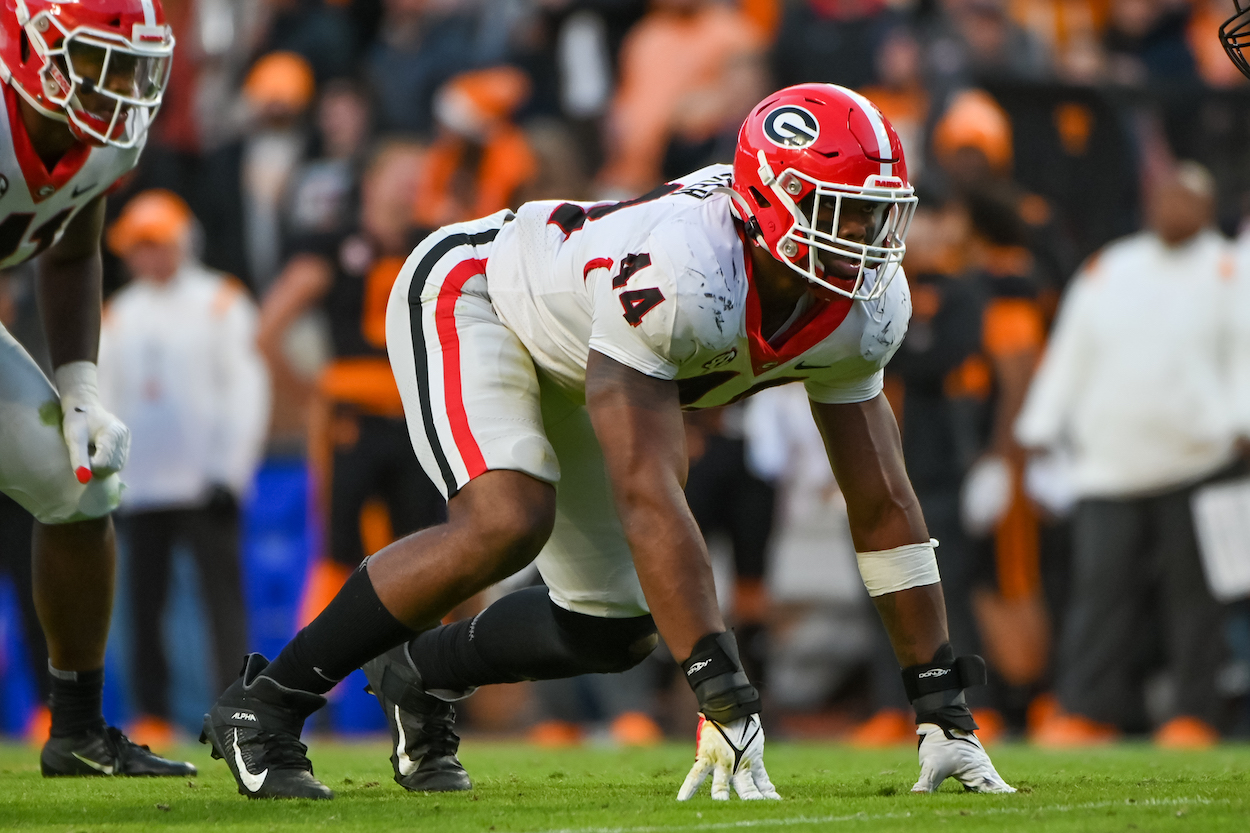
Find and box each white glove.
[55,361,129,483]
[960,454,1013,537]
[677,714,781,801]
[912,723,1015,794]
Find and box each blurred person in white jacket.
[98,190,270,746]
[1014,162,1250,748]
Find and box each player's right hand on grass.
[912,723,1015,794]
[677,713,781,801]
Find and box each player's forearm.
[616,484,725,661]
[38,250,103,369]
[871,582,951,668]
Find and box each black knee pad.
[548,597,658,674]
[410,586,657,690]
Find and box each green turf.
[1,738,1247,831]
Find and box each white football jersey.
[0,85,142,269]
[486,165,911,409]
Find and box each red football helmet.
[730,83,916,301]
[0,0,174,148]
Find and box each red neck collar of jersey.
[738,222,853,376]
[4,85,92,203]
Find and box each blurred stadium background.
[3,0,1250,755]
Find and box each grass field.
[2,738,1248,831]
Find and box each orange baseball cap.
[106,189,194,256]
[243,51,316,112]
[933,89,1013,173]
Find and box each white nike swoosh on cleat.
[394,705,418,776]
[72,752,114,775]
[232,728,268,792]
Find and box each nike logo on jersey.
[72,752,115,774]
[794,360,831,370]
[232,728,268,792]
[394,705,418,776]
[71,182,97,198]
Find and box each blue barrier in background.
[0,457,386,738]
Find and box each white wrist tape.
[54,360,101,404]
[856,539,941,597]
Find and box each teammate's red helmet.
[731,83,917,301]
[0,0,174,148]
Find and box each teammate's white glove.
[55,361,129,483]
[912,723,1015,794]
[677,714,781,801]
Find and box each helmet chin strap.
[715,185,768,248]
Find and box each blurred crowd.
[4,0,1250,752]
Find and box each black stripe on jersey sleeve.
[407,227,501,497]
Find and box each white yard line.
[527,796,1228,833]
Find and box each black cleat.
[41,724,197,777]
[362,645,472,792]
[200,653,333,800]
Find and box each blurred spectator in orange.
[98,191,269,750]
[955,186,1051,732]
[1017,163,1243,748]
[1004,0,1109,82]
[412,66,538,231]
[932,88,1075,294]
[1102,0,1198,84]
[772,0,907,92]
[597,0,767,197]
[860,28,930,183]
[258,141,446,622]
[366,0,505,135]
[195,51,317,295]
[286,79,375,239]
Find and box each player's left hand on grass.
[911,723,1015,794]
[677,713,781,801]
[55,361,130,482]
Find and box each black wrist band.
[681,631,760,723]
[900,643,986,733]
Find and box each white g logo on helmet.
[763,105,820,148]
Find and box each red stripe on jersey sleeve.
[583,257,613,281]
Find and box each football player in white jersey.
[204,84,1013,800]
[0,0,193,777]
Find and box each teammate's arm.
[813,393,1013,794]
